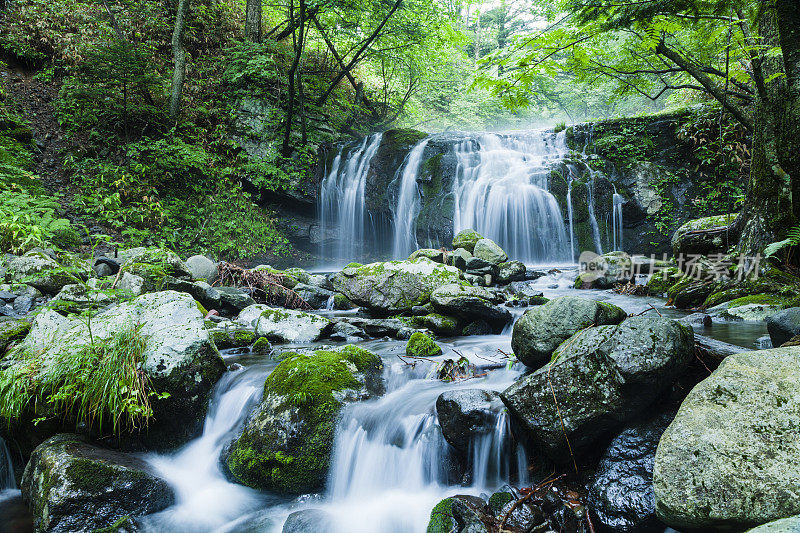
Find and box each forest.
[1,0,800,532]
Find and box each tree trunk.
[282,0,305,157]
[169,0,190,120]
[245,0,261,42]
[735,1,800,255]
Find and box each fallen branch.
[217,262,311,310]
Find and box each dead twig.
[217,262,311,310]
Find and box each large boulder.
[7,252,74,294]
[331,258,462,313]
[5,291,226,450]
[293,283,334,309]
[587,413,674,533]
[496,261,526,284]
[430,283,511,332]
[766,307,800,347]
[226,346,384,494]
[473,238,508,265]
[511,296,627,369]
[427,495,491,533]
[118,247,191,279]
[502,317,693,461]
[21,434,175,533]
[653,347,800,531]
[747,516,800,532]
[452,230,483,253]
[249,307,332,343]
[436,389,502,454]
[185,254,219,282]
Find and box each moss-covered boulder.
[671,214,736,257]
[430,283,511,332]
[452,229,483,253]
[654,347,800,531]
[473,238,508,265]
[226,346,384,494]
[502,317,693,461]
[496,260,526,284]
[646,267,683,296]
[0,318,30,353]
[7,251,75,294]
[427,495,491,533]
[409,313,462,337]
[249,307,331,343]
[20,434,175,533]
[511,296,627,369]
[409,249,446,263]
[5,291,226,451]
[118,247,191,279]
[405,331,442,357]
[331,258,462,313]
[209,323,258,350]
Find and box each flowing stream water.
[392,139,430,258]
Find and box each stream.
[2,268,765,533]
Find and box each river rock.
[473,238,508,265]
[0,318,30,353]
[226,346,384,494]
[496,260,526,284]
[430,283,511,332]
[746,516,800,532]
[653,347,800,531]
[766,307,800,347]
[406,331,442,356]
[587,413,674,533]
[427,495,491,533]
[7,291,226,449]
[331,258,462,313]
[185,254,219,282]
[164,276,222,311]
[217,286,257,313]
[452,229,483,253]
[282,509,335,533]
[511,296,627,369]
[118,246,191,279]
[117,272,145,296]
[436,389,502,454]
[21,434,175,533]
[409,249,446,263]
[7,251,74,294]
[502,316,693,461]
[293,283,334,309]
[671,214,735,257]
[250,307,332,343]
[50,283,116,313]
[409,313,462,337]
[449,247,473,270]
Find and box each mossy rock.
[647,267,683,296]
[225,345,384,494]
[123,263,167,293]
[0,318,31,352]
[252,336,271,353]
[452,229,483,253]
[702,267,800,309]
[405,331,442,357]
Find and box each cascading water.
[452,131,572,264]
[391,139,430,259]
[566,174,576,262]
[0,436,15,491]
[612,186,624,251]
[586,172,604,255]
[319,133,383,264]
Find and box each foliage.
[0,190,78,253]
[0,326,156,435]
[765,225,800,262]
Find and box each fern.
[765,225,800,258]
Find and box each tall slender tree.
[169,0,190,119]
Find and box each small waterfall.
[586,173,604,255]
[141,368,271,532]
[469,410,528,489]
[319,133,383,264]
[391,139,430,258]
[452,131,571,263]
[325,294,335,311]
[0,437,15,490]
[566,173,576,262]
[612,186,624,251]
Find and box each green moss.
[488,491,514,515]
[647,267,683,296]
[235,330,256,345]
[64,458,117,493]
[124,263,167,292]
[196,300,208,317]
[345,262,363,269]
[530,295,549,305]
[0,319,31,351]
[333,292,355,310]
[405,331,442,357]
[252,336,270,353]
[92,515,135,533]
[426,497,456,533]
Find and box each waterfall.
[612,186,624,251]
[566,173,576,262]
[452,131,571,264]
[469,410,529,489]
[391,139,430,258]
[0,437,14,491]
[319,133,383,264]
[586,172,604,255]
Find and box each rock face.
[653,347,800,531]
[430,283,510,332]
[8,291,226,449]
[436,389,501,454]
[502,317,693,461]
[226,346,384,494]
[587,413,674,533]
[766,307,800,347]
[511,296,627,369]
[331,258,462,313]
[21,434,175,533]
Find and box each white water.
[0,436,15,490]
[141,367,274,533]
[453,131,572,263]
[391,139,430,258]
[612,187,624,251]
[319,134,383,263]
[566,173,576,262]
